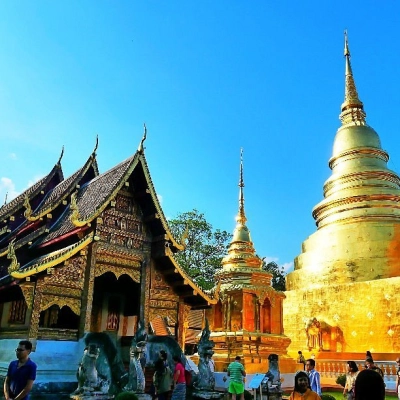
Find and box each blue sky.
[0,1,399,273]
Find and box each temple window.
[262,298,272,333]
[8,299,27,324]
[39,305,79,329]
[213,301,223,329]
[106,296,120,331]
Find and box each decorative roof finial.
[340,30,366,125]
[57,146,65,167]
[92,134,99,156]
[236,148,247,225]
[4,192,8,205]
[138,123,147,153]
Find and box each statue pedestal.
[70,392,113,399]
[133,394,152,400]
[193,391,224,399]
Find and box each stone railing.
[317,360,398,382]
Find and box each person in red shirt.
[171,355,186,400]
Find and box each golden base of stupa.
[209,331,297,373]
[284,277,400,356]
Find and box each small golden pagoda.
[284,33,400,357]
[207,150,294,373]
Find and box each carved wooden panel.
[95,263,140,283]
[43,256,86,290]
[20,282,35,310]
[40,294,81,316]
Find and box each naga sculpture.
[125,320,148,393]
[194,319,215,391]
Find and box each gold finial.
[340,30,366,125]
[7,239,20,274]
[138,123,147,153]
[57,146,65,166]
[236,148,247,225]
[23,194,32,219]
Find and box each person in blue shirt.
[3,340,37,400]
[306,359,321,396]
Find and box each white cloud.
[8,153,17,160]
[157,193,163,205]
[27,174,44,188]
[281,261,294,272]
[0,177,19,202]
[263,256,294,273]
[263,256,279,264]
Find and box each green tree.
[169,209,232,290]
[262,260,286,291]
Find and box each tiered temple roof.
[0,134,214,308]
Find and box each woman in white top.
[343,361,359,400]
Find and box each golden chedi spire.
[286,32,400,291]
[221,149,262,272]
[340,30,366,126]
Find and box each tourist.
[305,359,321,396]
[153,350,172,400]
[297,351,306,370]
[3,340,37,400]
[289,371,321,400]
[365,357,384,379]
[227,356,246,400]
[395,357,400,399]
[171,355,186,400]
[364,351,373,369]
[343,361,359,400]
[354,369,385,400]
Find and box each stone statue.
[125,320,148,393]
[261,354,283,400]
[305,317,323,351]
[71,343,111,398]
[192,319,222,399]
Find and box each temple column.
[177,300,186,349]
[271,298,282,334]
[80,243,96,335]
[28,281,43,351]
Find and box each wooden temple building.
[0,131,215,386]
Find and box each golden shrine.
[206,151,294,373]
[0,130,215,387]
[284,33,400,358]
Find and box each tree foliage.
[262,260,286,291]
[169,209,232,290]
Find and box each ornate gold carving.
[23,195,33,219]
[95,263,141,283]
[43,256,85,290]
[20,283,35,310]
[149,288,178,301]
[70,191,82,223]
[83,243,97,332]
[40,294,81,316]
[42,285,81,297]
[10,233,94,279]
[149,299,177,309]
[28,282,43,342]
[7,239,19,274]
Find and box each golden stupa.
[284,33,400,357]
[207,150,294,373]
